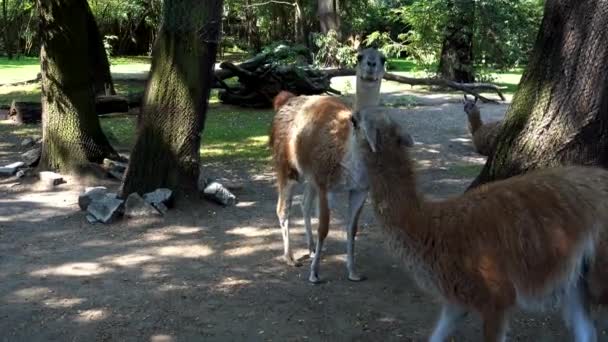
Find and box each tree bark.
[85,2,115,95]
[244,0,262,52]
[317,0,340,37]
[469,0,608,189]
[437,0,475,83]
[38,0,119,173]
[2,0,13,59]
[120,0,223,196]
[294,0,305,45]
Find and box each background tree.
[318,0,340,37]
[470,0,608,188]
[121,0,223,196]
[38,0,118,172]
[437,0,475,82]
[85,2,115,95]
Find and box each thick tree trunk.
[244,0,261,52]
[85,3,115,95]
[437,0,475,83]
[38,0,119,173]
[120,0,223,196]
[469,0,608,189]
[294,0,305,45]
[317,0,340,37]
[2,0,13,59]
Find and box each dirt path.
[1,93,605,341]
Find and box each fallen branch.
[245,0,295,7]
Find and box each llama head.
[356,48,386,85]
[351,107,414,153]
[462,94,479,116]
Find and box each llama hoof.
[309,273,323,284]
[284,255,302,267]
[348,273,367,282]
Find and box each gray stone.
[86,214,99,224]
[0,162,24,176]
[21,148,41,166]
[153,202,168,215]
[124,193,161,218]
[143,188,173,207]
[21,138,35,148]
[108,169,124,180]
[103,158,128,172]
[15,170,25,179]
[87,195,124,223]
[203,182,237,206]
[39,171,64,186]
[78,186,108,211]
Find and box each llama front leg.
[300,184,317,258]
[429,303,468,342]
[481,311,508,342]
[346,189,367,281]
[276,180,299,266]
[562,283,597,342]
[309,186,329,284]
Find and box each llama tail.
[273,91,296,111]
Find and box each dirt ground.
[1,90,607,342]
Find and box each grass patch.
[110,56,151,65]
[0,56,39,84]
[0,120,40,139]
[98,104,274,166]
[0,83,40,104]
[449,163,483,178]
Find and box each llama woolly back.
[352,106,608,341]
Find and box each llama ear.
[463,94,468,103]
[474,96,478,104]
[400,132,414,147]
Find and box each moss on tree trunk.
[470,0,608,188]
[120,0,223,196]
[38,0,118,173]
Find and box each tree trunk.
[2,0,13,59]
[244,0,261,52]
[317,0,340,37]
[85,2,115,95]
[437,0,475,83]
[120,0,223,196]
[469,0,608,189]
[38,0,119,173]
[294,0,305,45]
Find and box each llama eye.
[357,54,363,63]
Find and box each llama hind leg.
[562,282,597,342]
[346,189,367,281]
[300,184,317,258]
[277,180,299,266]
[310,187,329,283]
[429,303,468,342]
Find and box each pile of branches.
[213,46,506,108]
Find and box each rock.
[0,162,25,176]
[39,171,64,186]
[86,214,99,224]
[124,193,161,218]
[21,148,41,166]
[203,181,237,206]
[103,158,128,172]
[108,169,124,180]
[21,137,35,148]
[143,188,174,207]
[78,186,108,211]
[87,194,124,223]
[15,170,25,179]
[153,202,168,215]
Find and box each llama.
[269,48,386,283]
[351,106,608,341]
[463,95,502,156]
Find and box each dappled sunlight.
[8,286,53,303]
[213,277,253,293]
[235,201,257,208]
[225,226,277,238]
[100,253,156,267]
[43,296,85,309]
[224,241,282,257]
[156,244,214,258]
[150,334,176,342]
[32,262,113,277]
[73,308,109,323]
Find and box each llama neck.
[362,144,427,241]
[467,110,483,134]
[354,80,381,111]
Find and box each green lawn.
[99,104,273,165]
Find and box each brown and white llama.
[351,106,608,341]
[463,95,502,156]
[269,48,386,283]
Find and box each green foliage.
[312,30,357,68]
[262,43,310,65]
[363,31,407,58]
